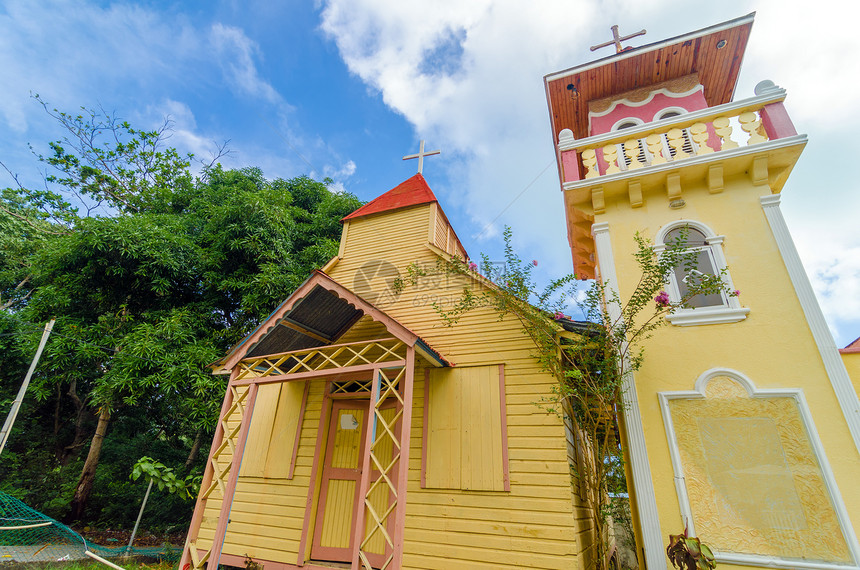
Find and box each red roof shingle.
[342,173,438,221]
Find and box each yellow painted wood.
[363,481,390,555]
[195,196,589,569]
[240,381,306,478]
[426,365,504,491]
[426,367,461,489]
[265,380,304,477]
[331,408,364,468]
[241,383,280,477]
[320,479,356,548]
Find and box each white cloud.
[319,0,860,344]
[739,0,860,129]
[791,194,860,345]
[323,159,357,180]
[138,99,239,173]
[210,23,285,105]
[0,0,203,133]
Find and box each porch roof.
[213,270,450,374]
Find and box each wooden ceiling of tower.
[545,17,754,141]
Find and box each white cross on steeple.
[590,25,646,54]
[402,140,440,174]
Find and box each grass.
[2,560,176,570]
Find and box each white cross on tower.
[402,140,440,174]
[590,25,646,54]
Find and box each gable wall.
[329,205,591,568]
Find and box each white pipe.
[126,478,153,553]
[0,319,55,457]
[85,550,127,570]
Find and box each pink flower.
[654,291,670,308]
[732,289,741,297]
[468,262,478,271]
[532,260,538,267]
[554,312,565,320]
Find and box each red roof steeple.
[342,173,438,221]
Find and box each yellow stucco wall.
[598,172,860,568]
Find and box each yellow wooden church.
[179,173,601,570]
[181,13,860,570]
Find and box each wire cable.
[473,159,555,240]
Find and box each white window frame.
[655,220,749,326]
[610,117,648,171]
[654,107,698,158]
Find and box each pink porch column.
[180,371,238,570]
[392,348,416,568]
[206,382,259,570]
[351,367,382,570]
[760,101,797,140]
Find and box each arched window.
[611,118,647,169]
[655,221,749,326]
[654,108,695,156]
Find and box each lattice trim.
[331,378,374,394]
[358,367,406,569]
[236,338,406,381]
[200,385,247,501]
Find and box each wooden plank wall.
[329,205,587,569]
[196,202,591,569]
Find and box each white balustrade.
[577,110,771,179]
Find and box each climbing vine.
[397,226,733,570]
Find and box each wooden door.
[311,400,369,563]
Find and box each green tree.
[0,103,361,523]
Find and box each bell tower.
[545,14,860,570]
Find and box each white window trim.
[653,106,689,122]
[610,118,648,171]
[610,117,644,131]
[655,220,749,326]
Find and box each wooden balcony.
[558,85,804,189]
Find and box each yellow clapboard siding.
[425,365,505,491]
[404,526,577,556]
[194,196,591,570]
[227,509,304,530]
[406,502,576,527]
[401,539,576,569]
[409,492,573,513]
[223,545,295,565]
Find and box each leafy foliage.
[0,100,361,526]
[131,457,199,500]
[667,526,717,570]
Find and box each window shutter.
[241,381,305,478]
[425,365,507,491]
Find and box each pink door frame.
[311,399,371,563]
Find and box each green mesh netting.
[0,492,181,563]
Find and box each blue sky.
[1,0,858,346]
